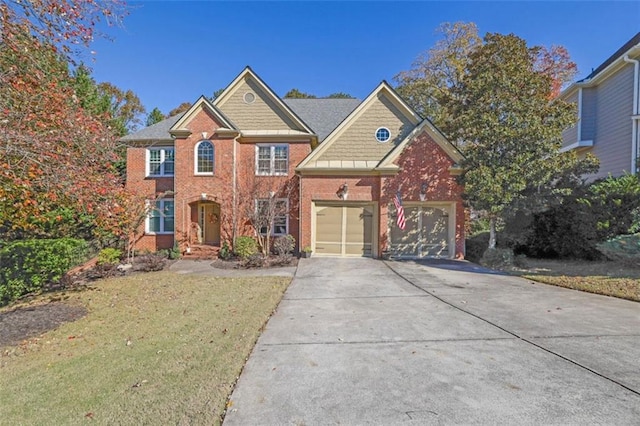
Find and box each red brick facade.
[298,131,465,258]
[126,107,313,253]
[125,69,465,258]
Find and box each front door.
[200,203,220,245]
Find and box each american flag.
[393,191,406,230]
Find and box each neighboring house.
[122,67,465,259]
[560,32,640,180]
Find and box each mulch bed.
[210,255,298,270]
[0,302,87,348]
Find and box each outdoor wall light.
[419,182,428,201]
[201,193,207,200]
[337,183,348,200]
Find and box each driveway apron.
[223,258,640,425]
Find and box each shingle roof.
[284,98,361,141]
[121,98,361,142]
[581,31,640,82]
[120,114,183,142]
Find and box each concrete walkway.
[223,258,640,425]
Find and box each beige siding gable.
[219,78,301,131]
[318,94,414,161]
[214,68,312,135]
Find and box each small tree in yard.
[237,170,297,256]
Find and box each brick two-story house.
[122,67,465,259]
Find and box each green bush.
[273,234,295,256]
[480,248,515,269]
[219,241,231,260]
[508,174,640,260]
[234,236,257,259]
[168,242,181,260]
[596,234,640,267]
[465,232,489,263]
[97,248,122,265]
[0,239,89,305]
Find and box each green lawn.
[0,271,290,425]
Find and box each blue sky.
[88,1,640,121]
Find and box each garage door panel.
[390,207,420,257]
[391,205,450,258]
[422,208,449,256]
[314,204,374,257]
[316,206,342,255]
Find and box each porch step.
[183,245,220,260]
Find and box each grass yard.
[0,271,290,425]
[514,259,640,302]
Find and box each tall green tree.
[395,22,578,139]
[326,92,355,99]
[395,22,481,136]
[146,107,166,126]
[168,102,192,117]
[447,33,597,249]
[284,88,316,99]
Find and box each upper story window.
[375,127,391,143]
[147,148,174,177]
[146,199,174,234]
[195,140,215,175]
[256,145,288,176]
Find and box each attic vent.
[243,92,256,104]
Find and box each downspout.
[577,87,583,143]
[232,133,240,247]
[623,54,639,174]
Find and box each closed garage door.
[391,205,450,258]
[315,204,374,256]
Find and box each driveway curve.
[224,258,640,425]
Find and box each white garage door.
[391,205,450,258]
[315,204,374,256]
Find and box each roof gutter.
[623,54,639,174]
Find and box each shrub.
[240,253,266,268]
[480,248,515,269]
[0,239,89,305]
[131,254,166,272]
[273,235,295,257]
[465,232,489,263]
[234,236,257,259]
[596,234,640,267]
[168,242,181,260]
[97,248,122,265]
[505,174,640,260]
[219,241,231,260]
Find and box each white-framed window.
[195,140,215,175]
[147,148,175,177]
[146,199,174,234]
[256,198,288,236]
[256,145,288,176]
[375,127,391,143]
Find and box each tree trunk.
[488,216,497,249]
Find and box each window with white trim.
[147,148,175,177]
[195,140,215,175]
[146,199,174,234]
[256,145,288,176]
[256,198,288,235]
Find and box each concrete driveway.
[223,258,640,425]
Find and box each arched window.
[195,140,214,174]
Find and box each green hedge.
[0,238,89,305]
